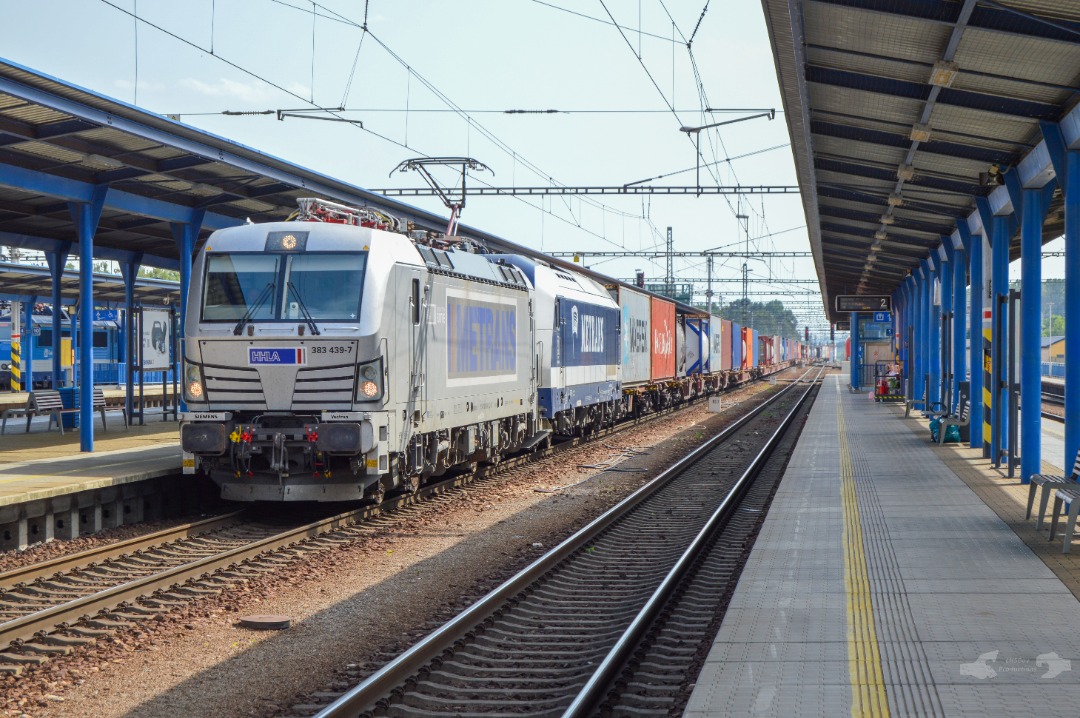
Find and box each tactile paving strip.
[842,389,945,716]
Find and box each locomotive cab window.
[283,253,365,320]
[202,254,281,322]
[201,252,366,322]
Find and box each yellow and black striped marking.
[10,340,20,392]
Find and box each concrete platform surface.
[0,419,180,506]
[685,375,1080,717]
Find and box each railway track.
[0,365,811,675]
[304,366,823,718]
[1043,385,1065,423]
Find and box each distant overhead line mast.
[370,185,799,196]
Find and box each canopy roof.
[760,0,1079,319]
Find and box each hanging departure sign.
[834,295,891,313]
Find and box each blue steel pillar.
[1020,188,1043,482]
[967,227,984,451]
[45,246,70,387]
[952,236,967,410]
[991,213,1010,465]
[928,258,941,412]
[850,311,860,389]
[912,271,925,408]
[940,244,954,412]
[120,256,142,424]
[172,214,204,415]
[170,212,204,337]
[68,186,107,453]
[920,263,932,410]
[1065,151,1080,472]
[1043,122,1080,470]
[22,299,34,391]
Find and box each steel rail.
[563,366,822,716]
[313,373,814,717]
[0,511,247,590]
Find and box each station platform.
[0,413,182,547]
[686,374,1080,717]
[0,419,181,505]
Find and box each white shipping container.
[709,316,723,374]
[685,318,703,374]
[616,286,652,385]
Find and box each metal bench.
[0,389,79,435]
[92,387,128,431]
[1027,449,1080,531]
[1049,483,1080,553]
[936,390,970,445]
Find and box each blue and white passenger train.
[180,199,800,502]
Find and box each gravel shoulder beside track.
[4,375,797,718]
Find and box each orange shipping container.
[740,327,752,370]
[650,296,676,380]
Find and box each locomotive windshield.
[201,252,366,322]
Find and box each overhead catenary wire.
[97,0,658,252]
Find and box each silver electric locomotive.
[180,200,541,501]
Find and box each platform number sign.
[873,312,891,323]
[835,295,891,313]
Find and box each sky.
[0,0,1065,338]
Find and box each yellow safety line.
[837,381,889,717]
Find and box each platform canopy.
[0,262,178,306]
[760,0,1079,321]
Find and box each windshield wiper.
[232,282,275,336]
[286,281,321,336]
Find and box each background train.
[0,305,173,391]
[179,199,808,502]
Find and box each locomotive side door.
[402,267,427,424]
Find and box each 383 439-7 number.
[310,345,354,354]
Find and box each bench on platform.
[92,387,128,431]
[936,389,971,445]
[0,390,79,435]
[1050,485,1080,554]
[1028,449,1080,532]
[0,387,129,435]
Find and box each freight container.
[611,285,652,385]
[731,321,742,371]
[751,329,759,368]
[774,336,782,364]
[686,318,705,374]
[650,296,676,380]
[675,315,687,378]
[720,319,732,371]
[709,317,724,373]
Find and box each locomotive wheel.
[364,482,386,505]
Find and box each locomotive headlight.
[184,363,206,403]
[355,356,384,402]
